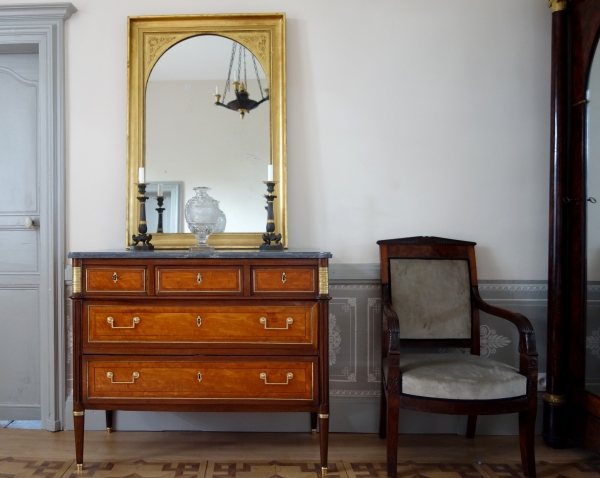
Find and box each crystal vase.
[214,202,227,233]
[184,187,220,251]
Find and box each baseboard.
[0,404,41,421]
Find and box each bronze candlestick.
[130,183,154,251]
[260,180,283,251]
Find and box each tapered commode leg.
[106,410,113,433]
[311,412,318,436]
[319,410,329,474]
[73,409,85,471]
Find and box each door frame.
[0,3,76,431]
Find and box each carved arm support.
[471,287,538,383]
[382,284,401,355]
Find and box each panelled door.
[0,50,41,420]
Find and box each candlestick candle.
[157,184,163,196]
[267,165,273,181]
[138,167,145,183]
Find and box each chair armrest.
[382,284,400,355]
[471,287,538,379]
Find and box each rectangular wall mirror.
[127,13,287,249]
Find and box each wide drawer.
[85,303,317,346]
[156,266,242,295]
[252,267,316,294]
[85,266,147,294]
[84,356,315,401]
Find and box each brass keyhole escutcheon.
[197,372,203,382]
[197,273,203,284]
[281,272,287,283]
[197,316,202,327]
[112,272,118,283]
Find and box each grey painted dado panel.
[586,283,600,389]
[64,266,547,435]
[0,288,40,419]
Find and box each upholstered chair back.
[389,258,471,339]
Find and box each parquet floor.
[0,430,597,478]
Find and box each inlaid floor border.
[2,457,600,478]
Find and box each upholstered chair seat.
[384,354,527,400]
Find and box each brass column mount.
[542,392,567,405]
[72,266,82,294]
[319,267,329,295]
[549,0,568,12]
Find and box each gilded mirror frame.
[126,13,287,249]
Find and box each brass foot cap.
[321,466,328,475]
[76,464,83,472]
[311,428,317,436]
[106,427,112,433]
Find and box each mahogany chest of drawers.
[69,251,332,470]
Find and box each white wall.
[39,0,550,279]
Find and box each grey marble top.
[68,249,332,259]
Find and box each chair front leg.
[386,393,399,478]
[518,409,537,478]
[466,415,477,439]
[379,378,387,439]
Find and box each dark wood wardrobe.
[545,0,600,454]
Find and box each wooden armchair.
[377,237,538,478]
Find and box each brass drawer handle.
[281,272,286,283]
[107,371,139,384]
[107,316,140,329]
[198,372,202,382]
[197,273,203,283]
[260,372,293,385]
[197,316,202,327]
[259,317,293,330]
[112,272,118,283]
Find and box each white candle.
[157,184,163,196]
[215,85,219,95]
[267,164,273,181]
[138,167,145,183]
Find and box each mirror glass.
[145,35,270,233]
[586,49,600,396]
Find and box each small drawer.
[156,267,242,294]
[252,267,316,294]
[85,267,147,294]
[85,303,317,346]
[84,357,315,401]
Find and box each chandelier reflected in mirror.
[213,41,269,119]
